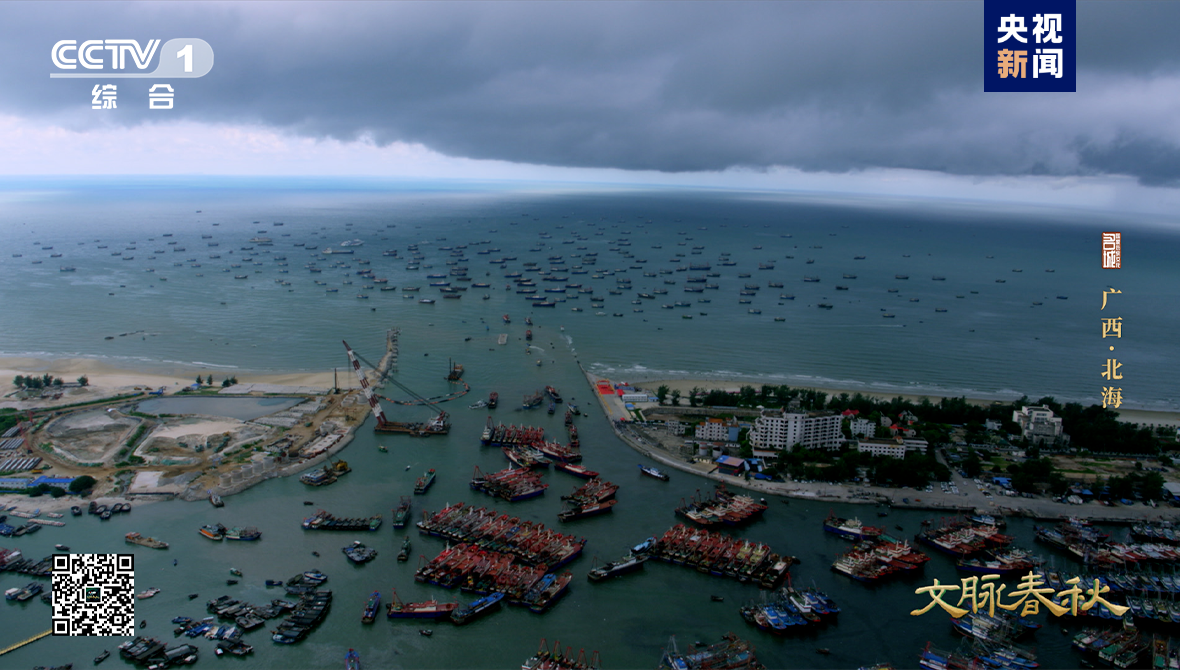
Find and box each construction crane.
[342,340,449,436]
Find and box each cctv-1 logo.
[50,38,214,78]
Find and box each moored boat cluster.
[301,510,382,532]
[651,524,794,588]
[470,466,548,502]
[675,485,767,527]
[417,503,585,569]
[740,587,840,634]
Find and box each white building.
[856,437,907,459]
[695,418,739,442]
[849,418,876,438]
[901,438,929,453]
[1012,405,1066,445]
[749,409,843,451]
[665,420,685,436]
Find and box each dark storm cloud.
[2,1,1180,185]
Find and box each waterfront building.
[695,418,740,442]
[1012,405,1068,445]
[855,437,907,459]
[849,418,876,438]
[748,409,842,451]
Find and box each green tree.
[13,375,24,388]
[738,386,757,406]
[196,375,204,386]
[48,486,66,498]
[68,475,97,493]
[1141,472,1166,499]
[77,375,89,387]
[689,387,701,408]
[670,389,681,407]
[206,374,214,385]
[656,385,669,405]
[964,449,983,478]
[52,377,63,387]
[221,378,232,388]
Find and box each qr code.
[52,553,135,636]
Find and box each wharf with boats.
[413,542,574,613]
[417,502,585,569]
[299,459,351,486]
[301,510,382,532]
[658,633,765,670]
[740,586,840,634]
[650,524,794,588]
[831,534,930,582]
[676,485,767,527]
[522,639,601,670]
[271,590,332,644]
[470,465,548,502]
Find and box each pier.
[374,327,400,381]
[0,629,51,657]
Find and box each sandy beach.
[0,356,346,410]
[625,377,1180,427]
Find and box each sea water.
[0,177,1176,668]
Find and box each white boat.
[339,239,364,247]
[321,248,354,255]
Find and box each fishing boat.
[822,513,884,540]
[397,536,412,562]
[393,496,412,529]
[587,553,649,581]
[54,544,70,551]
[488,392,498,409]
[346,648,361,670]
[414,469,437,494]
[639,464,670,481]
[224,526,261,541]
[343,541,378,564]
[451,591,504,625]
[554,462,599,479]
[125,532,169,549]
[136,587,161,599]
[199,523,227,541]
[362,591,381,624]
[386,590,458,619]
[229,568,242,577]
[209,493,223,507]
[545,386,563,403]
[94,649,110,664]
[559,499,617,522]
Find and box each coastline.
[627,377,1180,427]
[580,369,1180,523]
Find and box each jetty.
[375,327,400,380]
[0,629,51,657]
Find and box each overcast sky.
[3,1,1180,214]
